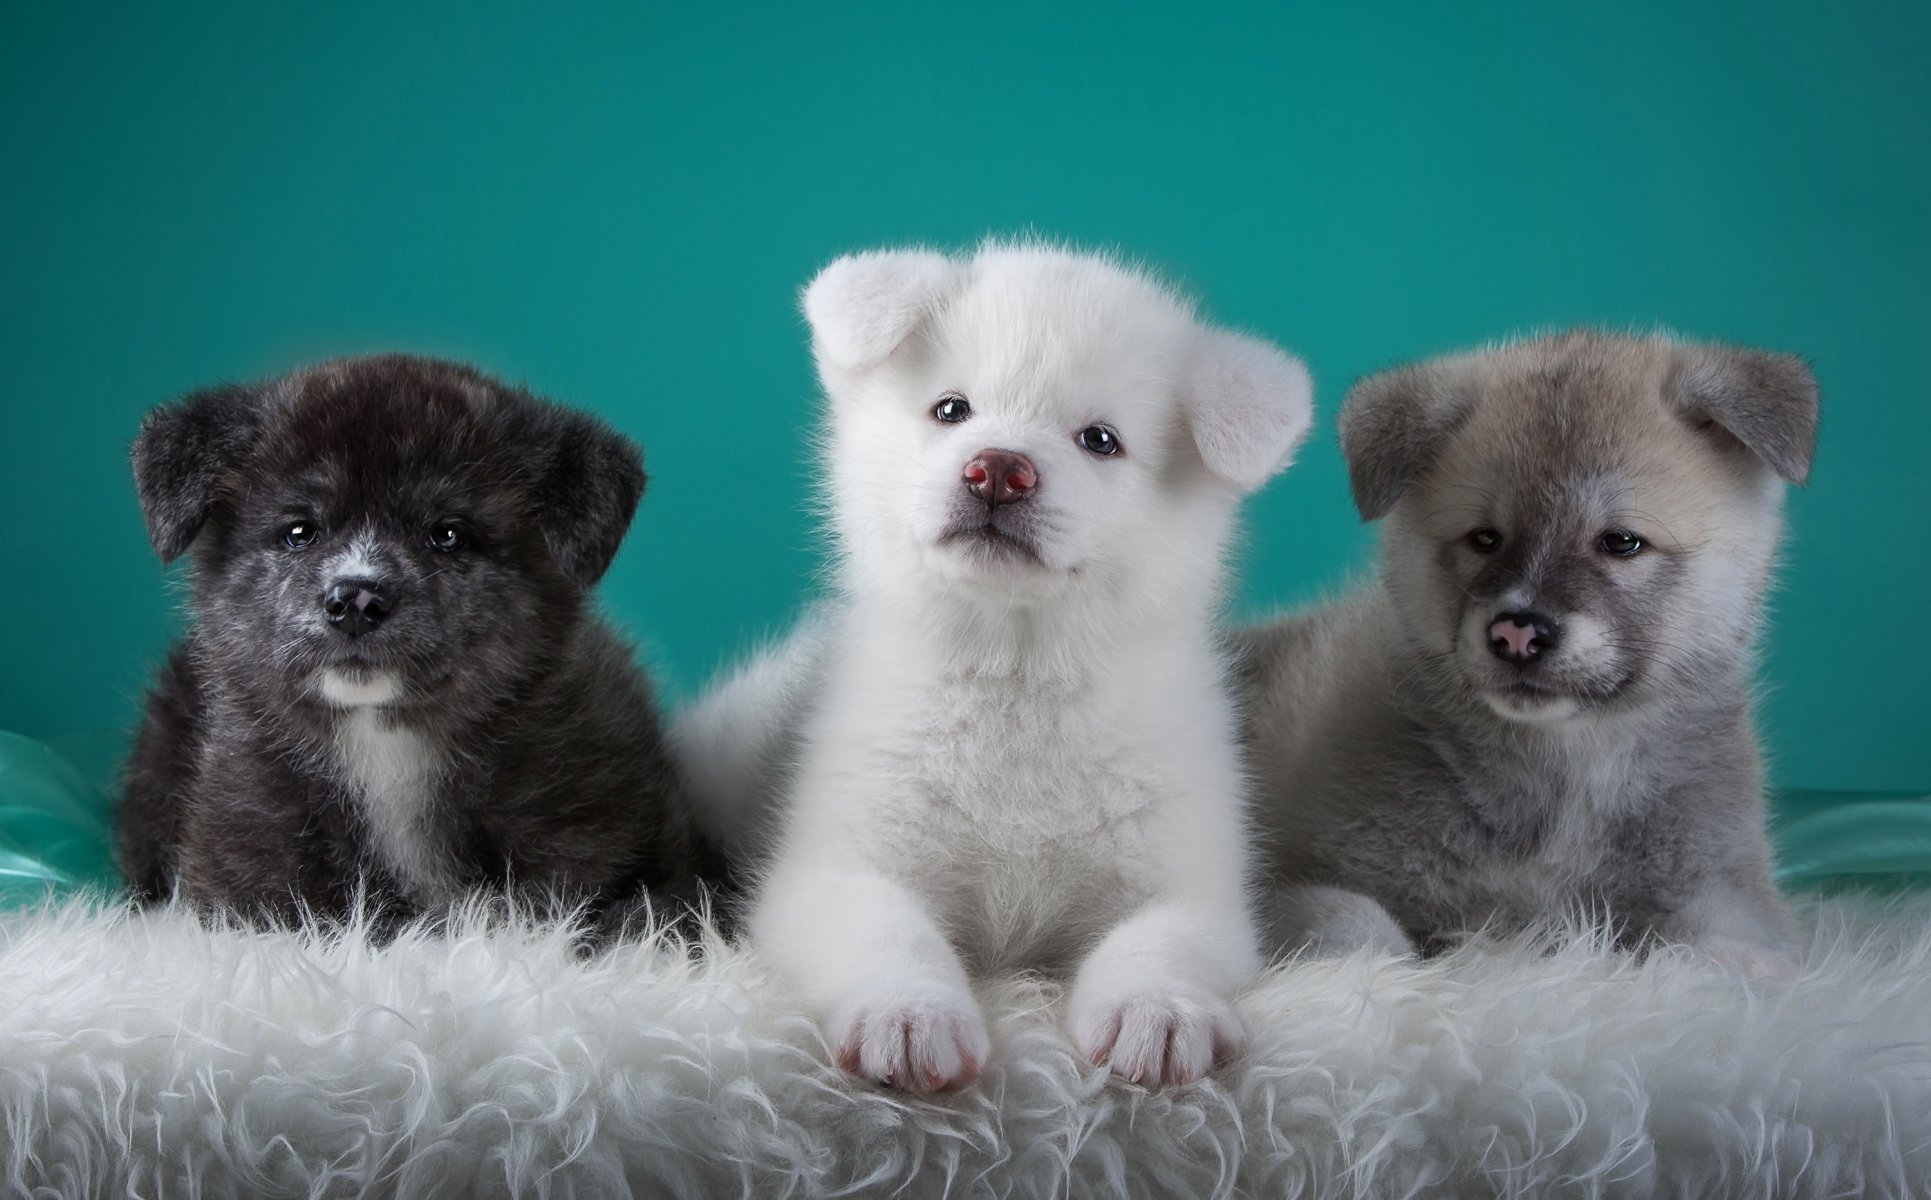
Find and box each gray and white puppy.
[1238,331,1817,970]
[117,355,705,931]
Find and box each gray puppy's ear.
[802,249,965,372]
[1337,357,1480,521]
[528,407,646,588]
[1670,344,1819,484]
[1184,328,1314,491]
[130,383,267,562]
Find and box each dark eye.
[933,394,972,423]
[428,523,465,553]
[1467,528,1503,553]
[282,521,317,550]
[1598,529,1644,556]
[1076,424,1122,456]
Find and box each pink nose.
[1488,612,1558,663]
[962,449,1037,507]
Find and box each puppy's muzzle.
[1488,611,1559,664]
[323,578,394,638]
[962,449,1037,507]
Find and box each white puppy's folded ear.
[1670,343,1819,485]
[802,249,964,372]
[1184,329,1314,492]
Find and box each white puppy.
[677,242,1313,1090]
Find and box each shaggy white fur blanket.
[3,894,1930,1199]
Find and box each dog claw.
[1071,990,1241,1088]
[827,987,991,1094]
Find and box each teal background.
[2,1,1926,799]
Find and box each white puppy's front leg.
[753,862,990,1092]
[1066,898,1258,1086]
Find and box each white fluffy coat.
[679,243,1314,1091]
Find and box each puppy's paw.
[826,983,990,1093]
[1700,937,1800,982]
[1068,987,1242,1087]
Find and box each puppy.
[117,354,702,930]
[676,243,1314,1089]
[1237,331,1816,971]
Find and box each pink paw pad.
[830,991,990,1094]
[1074,993,1241,1088]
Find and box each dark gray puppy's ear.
[1336,357,1480,521]
[530,409,646,588]
[1670,344,1819,484]
[130,384,267,562]
[801,248,965,372]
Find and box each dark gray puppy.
[1238,331,1817,973]
[117,354,705,931]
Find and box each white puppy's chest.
[875,676,1157,824]
[837,674,1171,967]
[331,711,456,901]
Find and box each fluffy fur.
[1238,331,1818,968]
[3,893,1929,1197]
[118,355,703,929]
[675,242,1314,1091]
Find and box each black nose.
[962,449,1038,507]
[1488,610,1560,664]
[323,578,394,637]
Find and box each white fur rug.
[4,895,1930,1199]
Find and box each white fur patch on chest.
[833,674,1174,963]
[332,710,455,901]
[318,669,403,708]
[892,680,1156,832]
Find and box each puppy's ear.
[130,384,266,562]
[1670,344,1819,484]
[802,249,964,372]
[1337,358,1480,521]
[530,409,646,588]
[1183,329,1314,491]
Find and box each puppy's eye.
[282,522,318,550]
[1076,424,1122,456]
[1467,529,1503,553]
[427,524,465,553]
[932,394,972,424]
[1598,529,1644,556]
